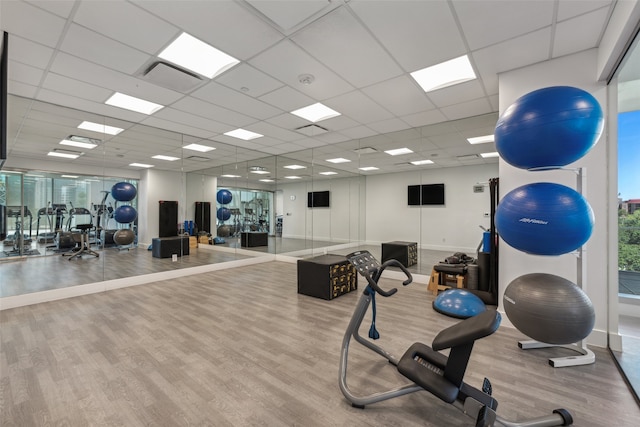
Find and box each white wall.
[138,169,185,246]
[365,164,499,252]
[498,49,609,347]
[185,173,217,234]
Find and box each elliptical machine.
[340,250,573,427]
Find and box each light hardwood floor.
[1,261,638,426]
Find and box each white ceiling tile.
[26,0,76,18]
[264,113,310,131]
[245,0,332,32]
[553,8,610,57]
[291,6,403,88]
[192,82,283,121]
[152,108,232,134]
[140,117,216,139]
[73,0,179,54]
[325,90,394,124]
[9,61,44,87]
[249,40,354,100]
[362,75,435,116]
[216,63,284,98]
[440,98,493,121]
[0,1,66,48]
[42,73,113,102]
[350,0,466,72]
[452,0,555,50]
[366,118,412,135]
[338,125,378,140]
[134,0,284,60]
[6,35,55,69]
[258,86,315,112]
[244,122,301,142]
[557,1,613,21]
[401,109,448,128]
[60,24,152,75]
[170,97,256,128]
[426,80,486,109]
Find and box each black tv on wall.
[408,183,445,205]
[308,191,330,208]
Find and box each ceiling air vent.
[457,154,479,161]
[353,147,378,154]
[295,124,329,136]
[184,155,211,162]
[142,61,203,92]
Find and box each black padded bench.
[152,236,190,258]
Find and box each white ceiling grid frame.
[552,7,613,57]
[0,1,68,48]
[170,96,257,128]
[361,75,436,117]
[190,81,283,121]
[215,63,285,98]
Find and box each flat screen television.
[307,191,330,208]
[408,183,445,205]
[0,31,7,169]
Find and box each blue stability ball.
[111,182,137,202]
[216,207,231,221]
[433,289,487,319]
[113,205,137,224]
[496,182,594,256]
[495,86,603,169]
[504,273,595,345]
[216,189,233,205]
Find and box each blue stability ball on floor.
[495,86,603,170]
[495,182,594,256]
[111,182,137,202]
[504,273,595,345]
[433,289,487,319]
[216,207,231,221]
[216,189,233,205]
[114,205,137,224]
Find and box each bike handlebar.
[364,259,413,297]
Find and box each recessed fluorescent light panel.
[48,150,81,159]
[221,174,241,178]
[359,166,379,171]
[411,160,434,166]
[158,32,240,79]
[480,152,500,158]
[59,139,97,149]
[384,147,413,156]
[411,55,476,92]
[224,128,263,140]
[284,176,302,179]
[259,179,275,182]
[183,143,215,152]
[284,164,306,170]
[319,171,338,176]
[129,163,154,168]
[105,92,164,115]
[61,175,79,178]
[152,155,180,161]
[78,121,124,135]
[291,103,341,123]
[326,158,351,164]
[467,135,495,144]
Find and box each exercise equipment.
[340,250,573,427]
[504,273,595,345]
[495,182,593,256]
[216,189,233,205]
[495,86,603,170]
[216,207,231,221]
[113,205,137,224]
[63,223,99,260]
[433,289,487,319]
[4,206,33,254]
[111,181,137,201]
[113,228,136,246]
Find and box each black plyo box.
[152,236,190,258]
[381,241,418,267]
[240,232,268,247]
[297,254,358,300]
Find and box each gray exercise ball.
[113,229,135,246]
[503,273,595,345]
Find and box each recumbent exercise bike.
[339,250,573,427]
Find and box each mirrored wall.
[1,95,498,300]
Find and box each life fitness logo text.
[518,218,549,225]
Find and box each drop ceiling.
[0,0,618,181]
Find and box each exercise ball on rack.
[216,189,233,205]
[111,182,137,202]
[433,289,486,319]
[495,182,594,256]
[113,205,137,224]
[216,207,231,221]
[503,273,595,345]
[113,228,135,246]
[495,86,603,170]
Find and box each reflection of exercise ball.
[432,289,486,319]
[495,86,603,170]
[113,229,135,246]
[216,207,231,221]
[495,182,593,256]
[114,205,137,224]
[216,189,233,205]
[111,182,137,202]
[504,273,595,345]
[217,224,231,237]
